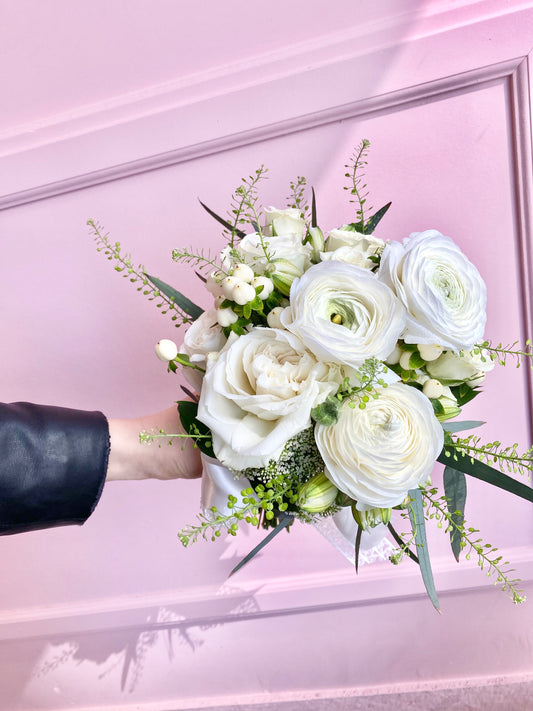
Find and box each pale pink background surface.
[1,2,533,709]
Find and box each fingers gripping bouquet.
[91,140,533,610]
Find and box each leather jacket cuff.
[0,402,110,534]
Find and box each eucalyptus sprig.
[89,219,194,326]
[421,486,526,604]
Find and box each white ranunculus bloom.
[280,261,406,369]
[181,308,227,391]
[426,348,495,384]
[236,232,312,275]
[323,228,384,269]
[264,206,306,238]
[315,383,444,509]
[378,230,487,350]
[197,328,342,470]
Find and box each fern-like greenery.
[448,434,533,478]
[344,138,372,225]
[286,176,309,217]
[477,339,533,368]
[421,486,526,604]
[88,219,192,327]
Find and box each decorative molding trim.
[0,58,523,211]
[510,51,533,443]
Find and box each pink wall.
[1,2,533,709]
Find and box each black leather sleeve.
[0,402,110,535]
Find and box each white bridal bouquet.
[90,140,533,610]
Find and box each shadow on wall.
[0,585,262,708]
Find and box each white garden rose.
[315,383,444,509]
[264,206,306,238]
[280,260,406,369]
[197,328,343,470]
[236,232,312,275]
[378,230,487,350]
[323,228,384,269]
[181,308,227,391]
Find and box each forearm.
[106,406,202,481]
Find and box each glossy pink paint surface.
[0,1,533,709]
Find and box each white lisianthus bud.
[418,344,444,362]
[305,226,326,262]
[216,308,239,327]
[231,263,255,283]
[423,378,444,399]
[266,258,303,296]
[267,306,285,329]
[221,276,239,300]
[232,281,257,305]
[252,276,274,300]
[385,344,402,365]
[155,339,178,362]
[352,504,392,530]
[298,473,338,513]
[206,271,224,297]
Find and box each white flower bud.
[155,339,178,362]
[467,371,486,387]
[231,263,255,283]
[252,276,274,300]
[298,473,338,513]
[232,281,257,305]
[216,308,239,327]
[265,258,303,296]
[399,350,414,370]
[221,276,239,300]
[418,343,444,362]
[267,306,285,329]
[385,344,402,365]
[422,378,444,399]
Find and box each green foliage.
[445,435,533,479]
[443,466,467,561]
[408,487,440,612]
[177,400,215,458]
[344,138,372,226]
[422,486,526,604]
[88,219,193,327]
[286,176,309,217]
[226,166,269,249]
[478,339,533,369]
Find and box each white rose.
[197,328,342,470]
[323,228,384,269]
[378,230,487,350]
[280,260,406,369]
[315,383,444,508]
[426,348,495,384]
[264,206,306,238]
[236,232,312,275]
[181,308,227,391]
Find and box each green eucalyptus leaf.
[438,449,533,503]
[355,525,362,573]
[443,466,467,561]
[408,488,440,612]
[311,187,318,227]
[441,420,485,433]
[228,513,293,577]
[146,274,204,320]
[364,201,392,234]
[198,200,246,239]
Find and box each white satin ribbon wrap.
[200,453,394,565]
